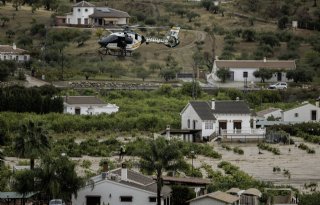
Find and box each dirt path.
[24,75,49,87]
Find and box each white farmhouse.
[256,107,283,120]
[63,96,118,115]
[61,1,130,26]
[0,44,30,62]
[180,99,265,142]
[72,164,172,205]
[282,100,320,123]
[187,191,240,205]
[208,58,296,83]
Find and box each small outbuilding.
[63,96,119,115]
[187,191,240,205]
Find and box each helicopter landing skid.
[98,48,132,57]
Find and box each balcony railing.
[220,128,266,136]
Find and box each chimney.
[12,43,16,50]
[166,125,170,139]
[236,97,240,101]
[121,163,128,181]
[211,98,215,110]
[263,57,267,62]
[215,56,219,60]
[316,97,320,107]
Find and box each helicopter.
[98,26,180,56]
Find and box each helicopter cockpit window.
[104,35,119,44]
[135,33,138,40]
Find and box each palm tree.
[139,138,183,205]
[37,154,84,202]
[14,120,50,170]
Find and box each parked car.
[269,82,287,89]
[49,199,65,205]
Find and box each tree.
[278,16,289,29]
[82,68,98,80]
[139,138,183,205]
[253,68,273,83]
[241,29,256,42]
[216,68,230,83]
[135,67,150,81]
[95,28,104,39]
[0,66,10,81]
[6,29,15,38]
[186,11,200,22]
[14,120,50,170]
[299,192,320,205]
[1,17,9,27]
[286,69,313,83]
[17,35,33,47]
[37,154,84,201]
[244,0,260,12]
[149,63,162,72]
[74,30,91,47]
[181,82,202,99]
[0,165,12,191]
[201,0,213,11]
[12,170,36,204]
[160,68,176,81]
[259,33,280,48]
[171,185,196,205]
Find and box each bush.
[258,143,280,155]
[233,147,244,155]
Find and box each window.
[149,197,157,202]
[243,71,248,78]
[205,122,213,129]
[85,8,88,12]
[24,55,27,61]
[294,113,299,118]
[120,196,133,202]
[311,110,317,121]
[78,8,81,12]
[187,119,190,128]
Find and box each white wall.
[282,104,320,123]
[211,62,291,82]
[0,54,30,62]
[64,104,119,115]
[72,178,166,205]
[215,114,251,133]
[67,7,94,24]
[264,109,282,120]
[201,120,216,137]
[181,104,202,130]
[190,197,228,205]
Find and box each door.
[229,71,234,81]
[277,72,282,81]
[218,121,227,134]
[75,107,81,115]
[86,196,100,205]
[311,110,317,121]
[77,18,81,24]
[84,18,88,25]
[233,121,242,133]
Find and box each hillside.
[0,0,319,83]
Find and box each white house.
[208,58,296,83]
[256,107,283,120]
[187,191,240,205]
[72,164,172,205]
[282,100,320,123]
[180,99,265,141]
[227,188,262,205]
[63,96,118,115]
[62,1,130,26]
[0,44,30,62]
